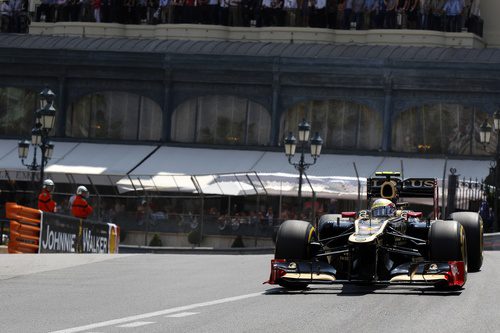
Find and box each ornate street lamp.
[18,88,56,190]
[479,120,492,147]
[479,112,500,232]
[37,103,56,131]
[284,119,323,217]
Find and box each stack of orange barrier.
[5,202,41,254]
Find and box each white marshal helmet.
[76,185,89,198]
[43,179,55,192]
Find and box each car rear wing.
[367,175,439,218]
[400,178,437,198]
[367,177,436,198]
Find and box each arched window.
[0,87,37,137]
[171,95,271,146]
[281,100,382,151]
[66,92,162,141]
[392,104,489,156]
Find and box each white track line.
[166,312,198,318]
[116,321,155,328]
[49,292,264,333]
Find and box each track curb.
[119,244,275,254]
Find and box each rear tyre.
[275,220,316,290]
[450,212,483,272]
[428,220,467,289]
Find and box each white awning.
[124,146,490,198]
[0,140,80,182]
[1,139,490,199]
[129,146,490,181]
[130,146,267,175]
[45,142,158,175]
[0,140,79,171]
[0,140,158,185]
[252,152,489,181]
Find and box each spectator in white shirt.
[311,0,326,27]
[283,0,297,26]
[218,0,229,24]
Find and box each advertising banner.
[39,212,119,253]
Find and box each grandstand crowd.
[0,0,483,36]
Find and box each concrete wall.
[2,33,500,152]
[25,0,500,48]
[29,22,485,49]
[123,231,275,248]
[482,0,500,48]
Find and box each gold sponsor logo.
[390,274,446,282]
[284,273,336,281]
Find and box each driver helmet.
[42,179,54,192]
[371,198,396,218]
[76,185,89,198]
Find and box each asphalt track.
[0,252,499,333]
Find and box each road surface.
[0,252,499,333]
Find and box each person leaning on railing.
[467,0,481,36]
[443,0,463,32]
[23,0,482,35]
[429,0,443,31]
[0,0,12,32]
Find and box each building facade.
[1,35,500,161]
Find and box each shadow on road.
[264,284,463,296]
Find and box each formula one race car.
[267,172,483,289]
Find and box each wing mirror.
[358,210,370,219]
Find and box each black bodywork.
[267,173,467,287]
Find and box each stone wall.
[28,22,485,49]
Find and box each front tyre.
[274,220,316,290]
[428,220,467,289]
[450,212,483,272]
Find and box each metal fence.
[4,166,490,246]
[1,169,334,246]
[446,172,494,232]
[454,177,488,212]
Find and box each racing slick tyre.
[274,220,316,290]
[450,212,483,272]
[429,220,466,262]
[429,220,467,289]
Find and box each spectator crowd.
[0,0,482,35]
[0,0,30,32]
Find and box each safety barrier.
[6,202,41,254]
[484,233,500,251]
[5,202,120,254]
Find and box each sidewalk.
[0,253,135,280]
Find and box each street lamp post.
[479,111,500,232]
[284,119,323,217]
[18,88,56,192]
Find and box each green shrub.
[231,235,244,248]
[187,229,203,245]
[149,234,163,247]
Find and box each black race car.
[266,172,483,289]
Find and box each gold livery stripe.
[389,274,446,282]
[284,273,336,281]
